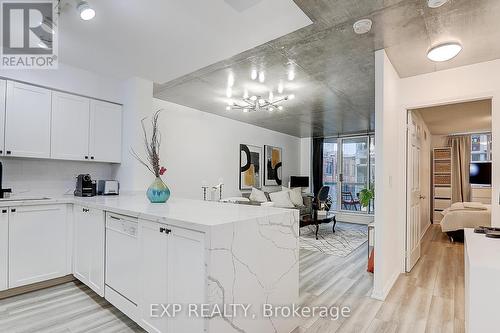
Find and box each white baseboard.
[371,270,400,301]
[420,222,431,240]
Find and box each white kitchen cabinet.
[0,208,8,291]
[5,81,51,158]
[73,205,105,296]
[8,204,67,288]
[51,92,91,161]
[89,100,122,163]
[0,80,6,156]
[138,219,205,333]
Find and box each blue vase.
[146,177,170,203]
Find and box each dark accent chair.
[341,191,360,211]
[313,186,330,211]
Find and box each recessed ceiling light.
[427,0,449,8]
[353,19,372,35]
[77,1,95,21]
[427,42,462,62]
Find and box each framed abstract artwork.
[239,144,262,190]
[264,145,282,186]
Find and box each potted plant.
[131,110,170,203]
[359,185,374,212]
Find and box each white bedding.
[440,202,491,232]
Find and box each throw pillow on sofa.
[249,187,268,202]
[282,186,304,206]
[269,190,295,208]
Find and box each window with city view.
[471,133,491,162]
[322,136,375,214]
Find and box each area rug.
[300,222,368,257]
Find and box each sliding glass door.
[322,135,374,215]
[340,137,369,212]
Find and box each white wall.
[373,50,406,300]
[299,137,312,191]
[0,63,123,196]
[113,77,154,192]
[375,55,500,300]
[145,98,301,200]
[399,59,500,224]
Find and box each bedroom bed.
[440,202,491,242]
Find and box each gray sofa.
[237,190,313,217]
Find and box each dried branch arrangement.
[131,110,166,177]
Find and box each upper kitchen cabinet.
[51,92,91,161]
[0,80,6,156]
[89,100,122,163]
[5,81,51,158]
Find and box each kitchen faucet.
[0,161,12,199]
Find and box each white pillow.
[249,187,268,202]
[282,186,303,206]
[269,190,295,208]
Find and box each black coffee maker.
[74,174,97,197]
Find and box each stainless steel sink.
[0,196,51,202]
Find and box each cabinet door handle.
[165,228,171,234]
[159,227,166,233]
[11,209,16,213]
[84,156,89,160]
[90,156,94,160]
[82,208,89,212]
[0,150,3,154]
[1,209,7,214]
[6,151,11,155]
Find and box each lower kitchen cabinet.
[73,205,105,296]
[0,208,8,291]
[138,219,206,333]
[8,204,68,288]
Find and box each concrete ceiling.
[154,0,500,138]
[57,0,311,82]
[415,99,492,135]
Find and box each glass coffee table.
[300,210,337,240]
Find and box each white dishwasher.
[105,212,139,318]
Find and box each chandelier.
[227,94,294,113]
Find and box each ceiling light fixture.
[427,42,462,62]
[353,18,372,35]
[258,71,265,83]
[227,72,234,87]
[427,0,449,8]
[77,1,95,21]
[250,68,258,80]
[229,94,294,113]
[278,81,284,94]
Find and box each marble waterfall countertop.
[0,193,295,230]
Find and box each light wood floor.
[0,224,463,333]
[295,224,464,333]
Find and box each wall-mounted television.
[290,176,309,188]
[470,162,492,186]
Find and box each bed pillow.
[282,186,304,206]
[269,190,295,208]
[249,187,268,203]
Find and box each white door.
[8,205,67,288]
[0,208,8,291]
[406,112,422,272]
[167,226,205,333]
[5,81,52,158]
[138,219,168,333]
[89,100,122,163]
[51,92,91,161]
[0,80,6,156]
[73,205,105,296]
